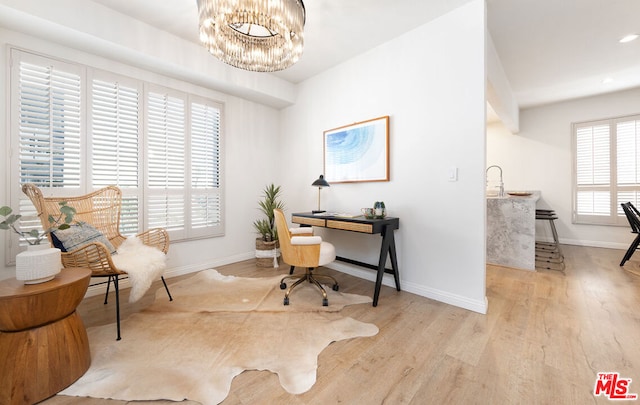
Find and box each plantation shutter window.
[8,48,225,265]
[190,99,223,237]
[144,89,223,240]
[575,123,611,220]
[573,114,640,225]
[146,90,187,239]
[9,51,84,260]
[91,79,140,188]
[90,74,142,235]
[616,119,640,215]
[16,56,82,189]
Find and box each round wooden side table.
[0,267,91,405]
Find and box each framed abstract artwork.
[323,116,389,183]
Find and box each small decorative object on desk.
[373,201,386,219]
[361,208,375,219]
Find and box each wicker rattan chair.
[22,183,173,340]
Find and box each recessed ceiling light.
[602,77,614,84]
[619,34,639,43]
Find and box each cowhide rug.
[60,269,378,404]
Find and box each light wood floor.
[43,244,640,405]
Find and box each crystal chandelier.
[197,0,306,72]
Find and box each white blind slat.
[18,59,82,187]
[91,79,140,189]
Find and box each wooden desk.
[0,268,91,405]
[292,212,400,306]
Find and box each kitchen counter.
[486,191,540,270]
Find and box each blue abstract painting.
[324,116,389,183]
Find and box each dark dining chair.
[620,202,640,266]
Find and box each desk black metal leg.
[373,225,401,306]
[388,230,401,291]
[374,225,393,307]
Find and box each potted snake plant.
[253,184,284,268]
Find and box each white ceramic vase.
[16,244,62,284]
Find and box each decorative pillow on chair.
[51,223,116,254]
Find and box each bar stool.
[535,208,565,271]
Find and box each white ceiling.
[90,0,640,109]
[487,0,640,108]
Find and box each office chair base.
[280,267,339,306]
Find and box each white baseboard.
[402,279,488,314]
[326,261,488,315]
[558,238,627,250]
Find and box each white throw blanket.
[111,236,167,303]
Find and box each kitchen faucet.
[486,165,504,197]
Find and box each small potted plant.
[1,203,76,283]
[253,184,284,268]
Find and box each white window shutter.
[190,100,223,236]
[146,90,186,238]
[91,79,140,188]
[575,124,610,218]
[18,60,82,187]
[616,118,640,219]
[90,75,142,235]
[573,115,640,225]
[10,52,84,260]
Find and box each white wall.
[279,0,488,313]
[487,87,640,249]
[486,33,519,133]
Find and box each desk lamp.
[311,174,329,213]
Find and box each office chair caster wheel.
[284,297,289,305]
[332,284,339,291]
[322,298,328,306]
[280,282,287,290]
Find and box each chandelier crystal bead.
[197,0,306,72]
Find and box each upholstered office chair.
[273,209,339,306]
[620,202,640,266]
[22,183,173,340]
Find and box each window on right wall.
[573,114,640,225]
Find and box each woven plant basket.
[255,239,281,268]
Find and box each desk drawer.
[327,220,373,234]
[292,216,326,227]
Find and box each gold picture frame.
[323,116,389,183]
